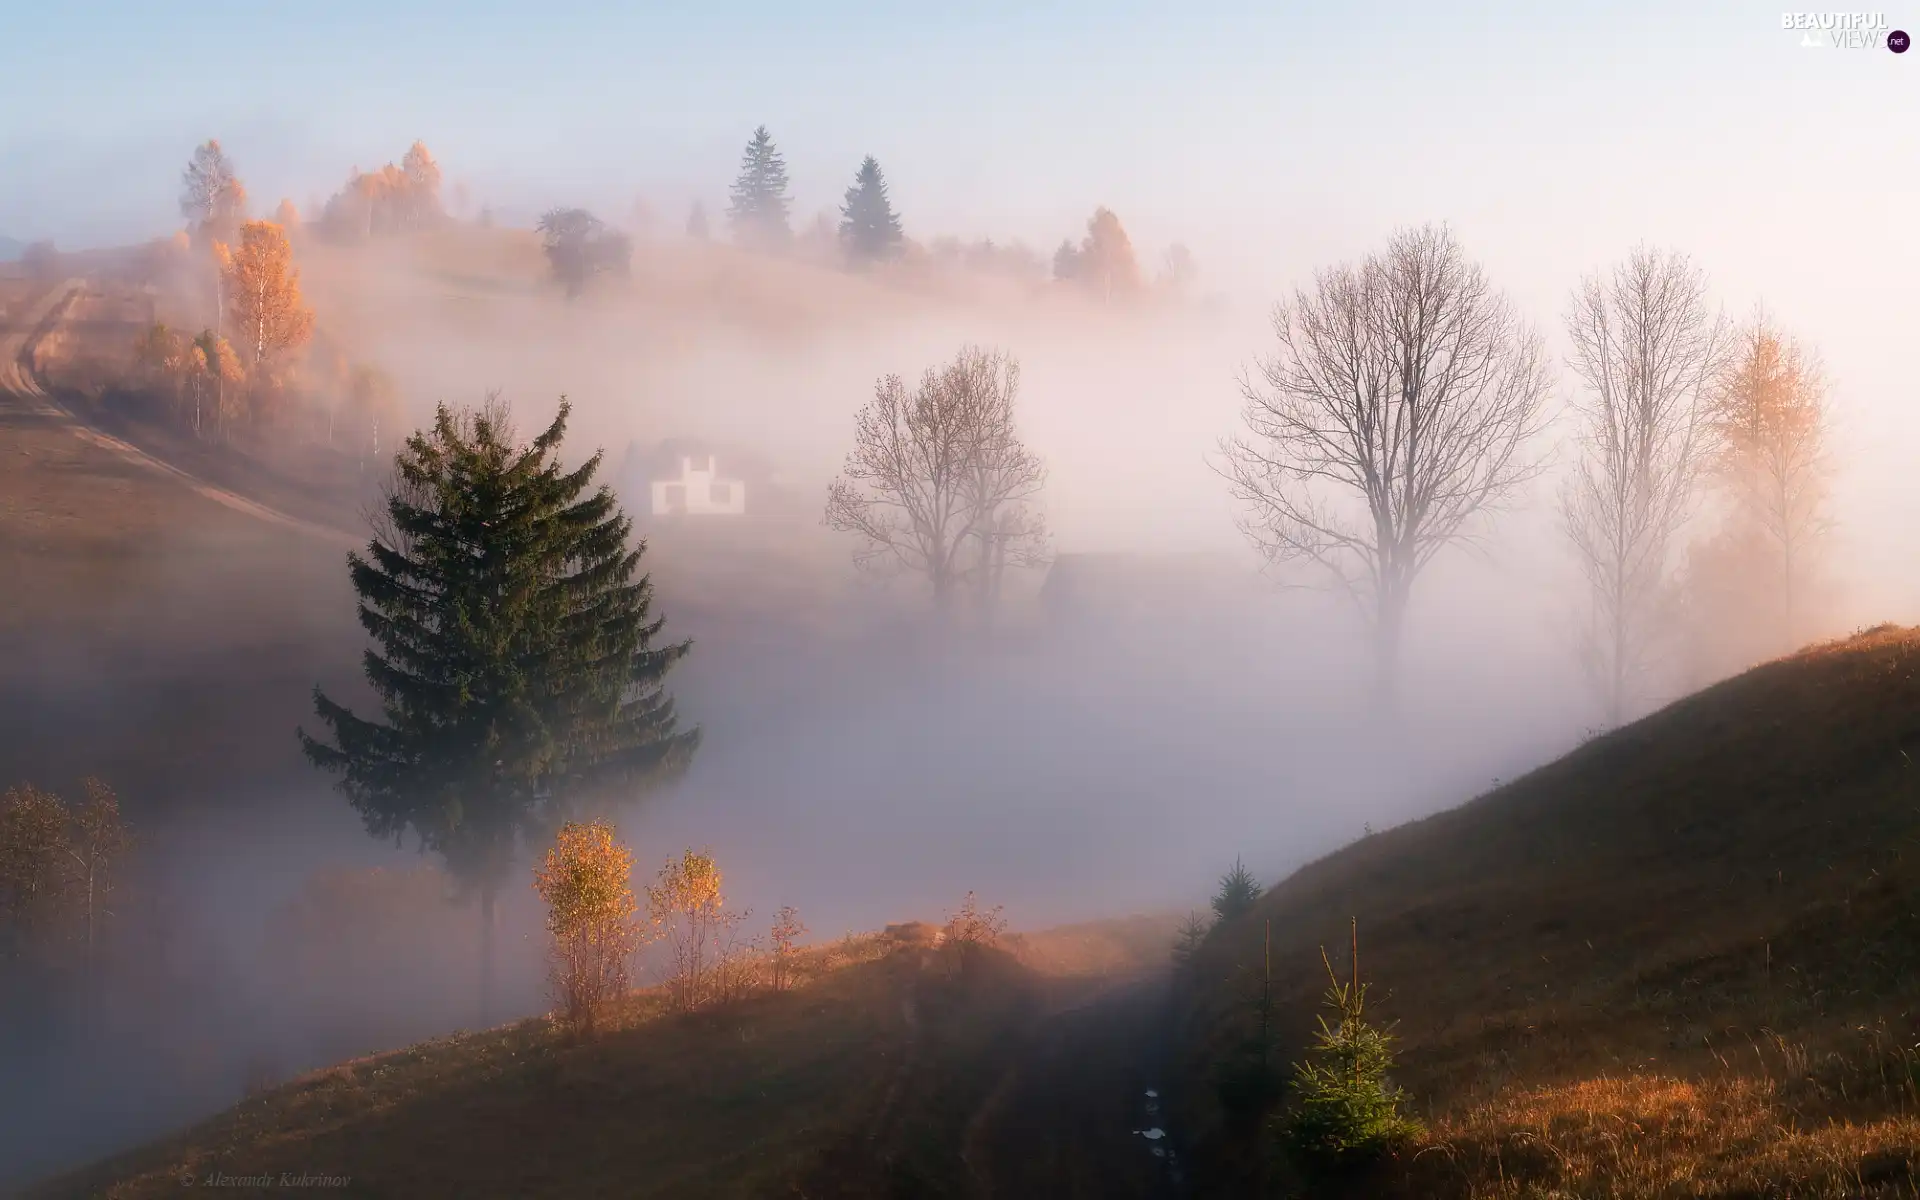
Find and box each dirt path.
[966,974,1187,1200]
[0,281,358,549]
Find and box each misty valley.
[3,14,1918,1197]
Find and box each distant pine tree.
[300,399,700,1021]
[838,155,903,265]
[1171,910,1213,969]
[1212,856,1263,921]
[726,125,792,250]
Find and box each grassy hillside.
[1175,625,1920,1196]
[33,918,1178,1200]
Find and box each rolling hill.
[1174,624,1920,1196]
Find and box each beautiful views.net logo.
[1781,11,1910,50]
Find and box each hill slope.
[1176,625,1920,1197]
[32,917,1181,1199]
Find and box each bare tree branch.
[1561,246,1729,724]
[1222,224,1550,701]
[825,347,1048,622]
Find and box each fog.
[5,2,1919,1187]
[0,226,1604,1183]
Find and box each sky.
[0,0,1913,580]
[3,1,1911,258]
[3,0,1912,589]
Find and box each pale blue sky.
[4,0,1910,266]
[4,0,1916,552]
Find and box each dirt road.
[0,280,356,548]
[966,975,1188,1200]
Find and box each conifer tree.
[839,155,903,264]
[726,125,792,250]
[1282,925,1420,1172]
[1212,856,1263,920]
[300,398,700,1021]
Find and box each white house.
[650,455,747,516]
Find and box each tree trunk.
[1781,530,1796,652]
[1374,584,1405,715]
[974,530,996,632]
[479,885,496,1027]
[84,861,95,970]
[932,565,955,623]
[1608,572,1628,728]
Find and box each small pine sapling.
[1280,919,1421,1172]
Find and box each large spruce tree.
[726,125,792,250]
[839,155,903,265]
[300,398,699,1020]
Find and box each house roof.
[1040,551,1253,608]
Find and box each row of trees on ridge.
[0,780,133,976]
[1222,225,1835,721]
[134,140,399,459]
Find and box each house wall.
[650,457,747,516]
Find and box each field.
[1175,625,1920,1196]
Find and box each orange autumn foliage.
[222,220,314,373]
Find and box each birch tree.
[1707,312,1832,647]
[223,220,314,376]
[1561,247,1728,724]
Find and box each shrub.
[769,905,807,992]
[941,891,1008,978]
[1211,857,1262,921]
[1279,939,1421,1173]
[646,849,750,1011]
[533,820,640,1033]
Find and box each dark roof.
[1040,551,1253,612]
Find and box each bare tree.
[958,352,1048,625]
[826,346,1046,621]
[971,504,1049,628]
[1562,247,1729,724]
[1222,224,1550,703]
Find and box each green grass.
[1174,624,1920,1197]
